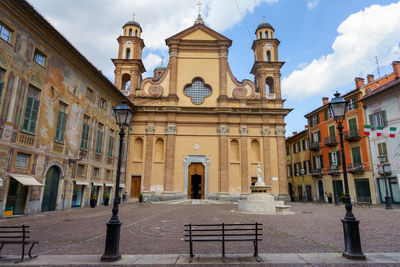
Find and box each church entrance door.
[188,163,204,199]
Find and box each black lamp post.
[333,166,340,206]
[378,153,393,209]
[101,100,133,262]
[329,92,365,260]
[300,168,307,202]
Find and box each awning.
[75,181,89,186]
[105,183,114,187]
[93,182,103,186]
[11,174,44,187]
[119,184,125,188]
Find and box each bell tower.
[112,16,146,95]
[250,20,284,99]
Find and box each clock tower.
[251,20,284,100]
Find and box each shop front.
[72,181,89,208]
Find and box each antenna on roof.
[375,56,381,78]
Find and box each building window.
[328,108,333,119]
[266,51,271,62]
[21,85,41,134]
[0,23,12,43]
[93,167,100,178]
[286,146,290,156]
[106,170,112,180]
[33,49,46,67]
[312,114,319,126]
[287,165,293,177]
[377,143,387,158]
[77,164,85,177]
[126,48,131,59]
[296,142,301,153]
[15,152,30,169]
[99,98,106,109]
[107,130,114,158]
[54,102,68,143]
[86,87,94,101]
[129,29,132,36]
[369,111,387,129]
[329,151,341,166]
[80,115,90,150]
[95,123,103,155]
[0,68,5,103]
[294,162,301,176]
[351,146,362,165]
[184,78,211,105]
[312,131,320,142]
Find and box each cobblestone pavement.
[0,201,399,257]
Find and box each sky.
[29,0,400,137]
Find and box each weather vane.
[197,1,203,15]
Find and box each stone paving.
[0,200,399,265]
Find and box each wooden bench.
[0,225,38,263]
[184,222,262,258]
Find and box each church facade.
[114,16,292,201]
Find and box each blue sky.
[31,0,400,136]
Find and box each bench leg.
[253,240,258,257]
[189,241,194,258]
[29,242,39,258]
[0,244,4,258]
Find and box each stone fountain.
[237,164,291,214]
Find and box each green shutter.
[328,153,332,165]
[382,111,387,127]
[96,129,103,154]
[349,118,358,132]
[15,83,26,127]
[353,96,358,109]
[329,125,335,137]
[22,97,33,132]
[369,114,375,130]
[54,112,63,142]
[80,122,89,150]
[337,151,341,166]
[312,156,316,169]
[324,109,328,120]
[309,117,313,127]
[108,135,114,158]
[351,147,361,164]
[22,96,40,134]
[317,114,320,124]
[317,131,321,142]
[320,155,324,169]
[0,82,4,103]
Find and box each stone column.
[168,46,178,97]
[218,125,229,192]
[274,72,282,99]
[164,124,176,191]
[143,126,154,191]
[262,126,271,186]
[240,126,249,193]
[257,73,266,98]
[219,49,228,97]
[114,69,121,89]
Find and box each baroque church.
[113,15,291,201]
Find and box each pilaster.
[218,125,229,192]
[164,124,176,191]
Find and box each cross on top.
[197,1,203,15]
[262,15,266,23]
[132,12,136,21]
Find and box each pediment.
[166,24,231,44]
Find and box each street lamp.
[300,168,306,202]
[333,164,340,206]
[329,92,365,260]
[101,100,133,262]
[378,153,393,209]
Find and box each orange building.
[304,61,400,204]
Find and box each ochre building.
[114,16,291,201]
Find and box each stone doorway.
[42,166,60,212]
[130,176,141,198]
[188,163,204,199]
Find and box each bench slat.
[0,231,29,234]
[185,228,262,232]
[0,236,29,239]
[185,233,262,237]
[185,239,262,242]
[0,226,29,229]
[185,223,258,227]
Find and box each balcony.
[347,163,364,174]
[15,131,37,147]
[79,149,87,160]
[52,142,64,154]
[310,141,320,151]
[327,165,341,176]
[106,158,113,166]
[378,164,392,176]
[344,130,360,141]
[324,136,338,147]
[311,168,323,178]
[94,154,102,163]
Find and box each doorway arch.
[183,155,210,199]
[42,166,61,212]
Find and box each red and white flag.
[390,127,397,138]
[376,126,384,136]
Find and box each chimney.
[322,97,329,105]
[354,77,364,88]
[305,125,309,129]
[392,61,400,77]
[367,74,374,83]
[292,131,297,136]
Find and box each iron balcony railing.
[344,130,361,141]
[311,168,323,177]
[327,165,341,176]
[378,164,392,175]
[347,163,364,174]
[310,141,320,151]
[324,136,338,146]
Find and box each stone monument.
[237,163,291,214]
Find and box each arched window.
[266,76,274,94]
[126,48,131,59]
[265,31,268,39]
[135,30,138,37]
[158,72,162,79]
[184,78,211,104]
[259,32,262,39]
[133,138,143,160]
[121,73,131,91]
[250,139,260,162]
[266,50,271,62]
[230,139,239,161]
[129,29,132,36]
[154,138,164,161]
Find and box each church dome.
[123,20,142,31]
[256,22,274,32]
[154,64,166,71]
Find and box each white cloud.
[28,0,278,81]
[143,53,163,75]
[282,1,400,99]
[307,0,320,10]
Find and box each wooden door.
[130,176,141,198]
[188,163,204,199]
[42,166,60,212]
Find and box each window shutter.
[324,109,328,120]
[353,96,358,109]
[55,111,62,142]
[60,112,67,142]
[293,143,296,153]
[316,114,320,124]
[309,117,313,127]
[369,114,375,130]
[382,110,387,127]
[317,131,321,142]
[313,156,316,169]
[302,139,305,150]
[328,152,332,165]
[0,82,4,103]
[22,97,33,132]
[320,155,324,169]
[29,99,39,133]
[337,151,341,166]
